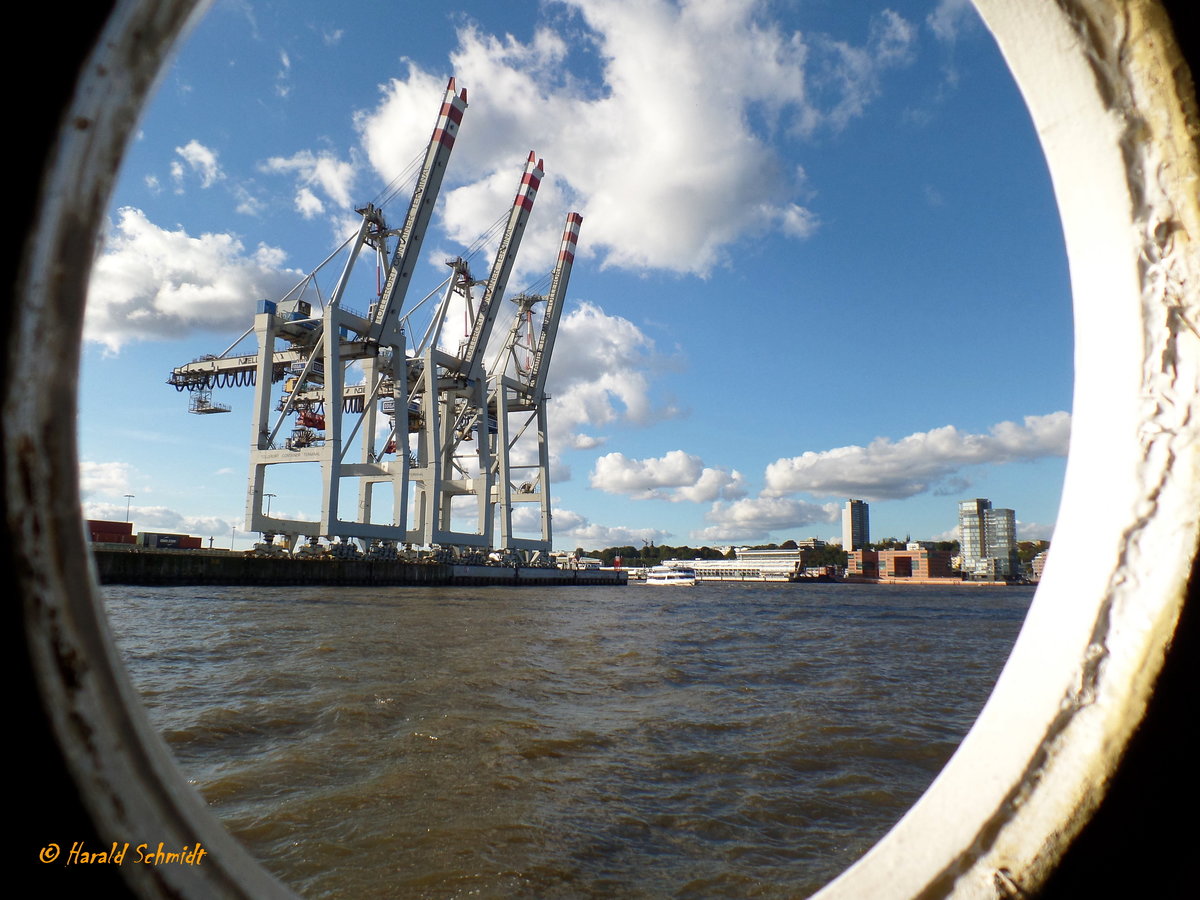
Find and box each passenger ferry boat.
[644,564,698,586]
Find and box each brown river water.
[103,581,1034,898]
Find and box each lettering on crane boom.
[527,266,565,389]
[463,230,513,365]
[375,168,431,325]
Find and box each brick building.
[847,544,956,582]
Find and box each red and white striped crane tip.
[433,82,468,149]
[521,150,545,175]
[514,152,544,211]
[559,212,582,263]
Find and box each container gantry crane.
[405,151,544,551]
[166,81,582,560]
[487,212,582,557]
[167,79,468,553]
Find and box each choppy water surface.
[104,582,1034,898]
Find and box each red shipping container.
[87,519,133,535]
[91,531,136,544]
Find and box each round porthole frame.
[10,1,1198,897]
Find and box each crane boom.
[457,151,543,382]
[526,211,582,398]
[487,212,582,556]
[489,211,582,399]
[370,78,468,344]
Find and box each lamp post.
[264,493,276,517]
[124,494,134,522]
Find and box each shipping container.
[90,532,136,544]
[138,532,194,549]
[87,519,133,535]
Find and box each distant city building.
[842,500,870,550]
[958,498,1020,579]
[1032,549,1049,582]
[958,499,990,564]
[846,547,955,582]
[552,551,602,569]
[986,508,1017,560]
[736,548,804,564]
[660,547,809,581]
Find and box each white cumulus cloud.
[353,0,916,277]
[590,450,745,502]
[294,186,325,219]
[260,149,357,213]
[812,8,918,130]
[692,496,841,543]
[78,460,135,498]
[543,301,679,450]
[926,0,979,44]
[82,501,233,541]
[85,207,301,351]
[441,300,675,482]
[513,504,671,549]
[1017,520,1055,542]
[763,412,1071,500]
[173,140,224,189]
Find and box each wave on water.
[104,582,1033,899]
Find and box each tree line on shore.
[572,540,849,568]
[574,539,1049,568]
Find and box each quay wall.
[841,575,1024,586]
[93,548,626,587]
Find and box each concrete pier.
[93,548,627,587]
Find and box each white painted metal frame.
[170,81,468,552]
[403,152,545,551]
[10,1,1198,897]
[488,212,584,555]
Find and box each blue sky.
[80,0,1072,551]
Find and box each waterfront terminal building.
[653,547,835,582]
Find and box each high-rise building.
[842,499,869,550]
[958,498,1019,579]
[958,498,991,565]
[986,508,1017,559]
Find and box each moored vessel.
[645,564,698,586]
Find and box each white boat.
[644,564,697,586]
